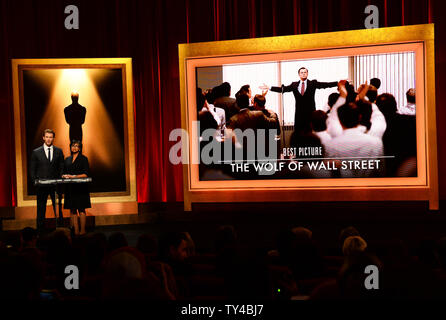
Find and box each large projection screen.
[178,24,437,211]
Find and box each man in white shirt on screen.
[398,88,416,116]
[326,82,386,139]
[325,101,384,178]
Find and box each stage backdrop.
[0,0,444,207]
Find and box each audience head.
[298,67,308,81]
[356,99,372,130]
[376,93,398,120]
[158,232,189,262]
[310,110,328,132]
[215,225,237,252]
[406,88,416,104]
[108,232,128,253]
[342,236,368,256]
[84,232,107,274]
[328,92,340,109]
[345,82,357,103]
[337,102,361,129]
[236,84,251,99]
[204,88,215,104]
[21,227,38,248]
[292,227,313,244]
[366,85,378,103]
[253,94,266,110]
[236,93,250,109]
[338,251,382,299]
[104,247,146,280]
[339,226,360,248]
[220,82,231,97]
[136,234,158,256]
[44,229,72,268]
[370,78,381,90]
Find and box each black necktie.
[48,148,52,162]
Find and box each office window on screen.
[354,52,415,109]
[222,57,350,125]
[281,58,350,125]
[222,62,280,115]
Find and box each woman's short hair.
[70,140,82,147]
[70,140,82,153]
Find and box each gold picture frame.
[12,58,137,207]
[178,24,438,210]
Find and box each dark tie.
[301,81,305,95]
[48,148,52,162]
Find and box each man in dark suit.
[29,129,64,231]
[262,67,338,133]
[64,91,87,142]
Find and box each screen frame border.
[178,24,438,210]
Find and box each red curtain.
[0,0,444,206]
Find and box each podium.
[34,178,92,227]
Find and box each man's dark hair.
[406,88,416,104]
[198,110,218,136]
[235,84,250,99]
[158,232,187,259]
[43,129,55,138]
[311,110,328,132]
[253,94,266,108]
[298,67,308,73]
[204,89,215,104]
[220,82,231,97]
[240,84,250,93]
[328,92,340,109]
[375,93,397,120]
[366,85,378,103]
[21,227,37,243]
[344,82,357,104]
[337,102,361,129]
[236,93,250,109]
[356,99,372,130]
[370,78,381,90]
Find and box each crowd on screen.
[1,224,445,300]
[197,77,417,178]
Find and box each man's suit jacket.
[271,80,337,130]
[29,145,64,182]
[213,96,239,121]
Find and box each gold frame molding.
[12,58,137,207]
[178,24,438,211]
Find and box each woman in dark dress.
[62,140,91,235]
